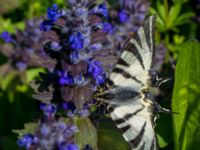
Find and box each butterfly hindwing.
[109,103,157,150]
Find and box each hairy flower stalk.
[28,1,117,149]
[32,1,117,108]
[0,19,43,76]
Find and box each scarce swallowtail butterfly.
[94,15,170,150]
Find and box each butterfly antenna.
[155,103,179,114]
[155,77,173,87]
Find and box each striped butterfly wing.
[109,15,156,91]
[107,15,157,150]
[109,102,157,150]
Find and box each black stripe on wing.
[139,142,145,150]
[118,58,130,67]
[112,67,144,85]
[124,107,143,120]
[114,118,125,125]
[121,125,131,133]
[129,122,146,149]
[123,40,145,70]
[113,107,143,125]
[106,78,115,87]
[144,15,156,67]
[150,139,156,150]
[144,15,156,52]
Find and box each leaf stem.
[164,0,169,26]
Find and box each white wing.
[109,103,157,150]
[108,15,156,91]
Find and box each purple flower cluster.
[47,4,64,21]
[0,31,13,43]
[15,1,151,149]
[0,19,43,74]
[17,104,79,150]
[32,1,118,109]
[108,0,150,52]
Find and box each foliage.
[0,0,64,33]
[172,40,200,150]
[0,0,200,150]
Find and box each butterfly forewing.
[102,15,158,150]
[109,15,156,91]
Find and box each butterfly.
[94,15,170,150]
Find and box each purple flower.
[17,106,79,150]
[118,10,130,23]
[0,31,13,43]
[70,51,79,63]
[40,125,51,137]
[102,22,113,33]
[91,3,108,18]
[17,134,37,149]
[47,4,63,21]
[95,74,105,85]
[40,103,57,116]
[88,60,105,85]
[67,0,77,5]
[88,60,103,78]
[79,108,90,117]
[59,72,74,85]
[69,31,84,51]
[62,102,68,110]
[88,43,102,51]
[74,74,86,85]
[59,143,79,150]
[51,41,62,51]
[67,144,79,150]
[15,61,27,71]
[40,20,54,31]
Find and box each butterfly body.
[94,15,165,150]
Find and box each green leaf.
[157,133,168,148]
[75,117,98,150]
[26,68,45,82]
[156,1,165,21]
[172,40,200,150]
[12,122,38,138]
[172,0,189,4]
[168,4,181,27]
[0,71,16,90]
[174,12,195,26]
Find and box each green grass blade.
[172,40,200,150]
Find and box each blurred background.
[0,0,200,150]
